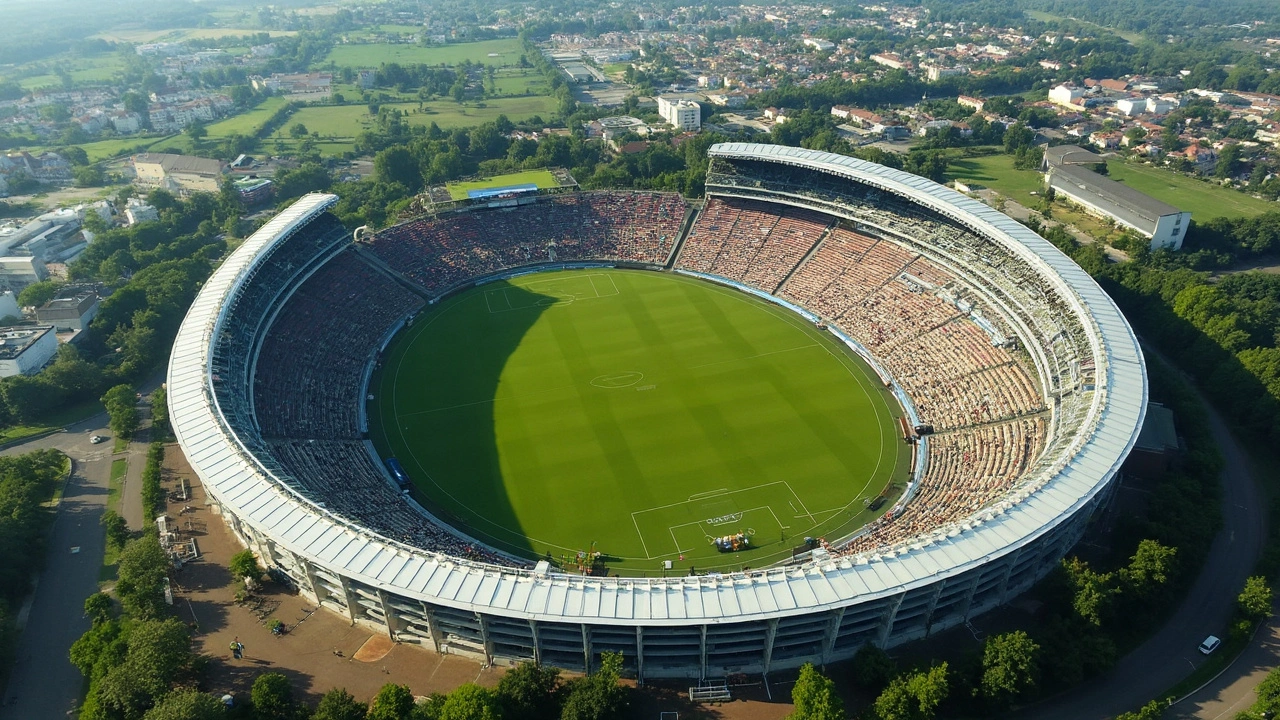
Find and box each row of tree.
[0,450,69,679]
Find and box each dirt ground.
[163,446,799,718]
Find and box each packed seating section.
[678,197,833,291]
[254,250,425,440]
[367,191,688,296]
[231,172,1083,566]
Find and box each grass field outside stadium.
[369,269,910,575]
[445,170,563,199]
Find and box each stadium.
[168,142,1146,680]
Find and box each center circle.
[369,269,908,574]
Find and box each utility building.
[1043,146,1191,251]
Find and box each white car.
[1198,635,1221,655]
[89,435,106,444]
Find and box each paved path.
[1012,354,1266,720]
[0,416,117,719]
[1170,606,1280,719]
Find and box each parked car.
[89,435,105,444]
[1198,635,1221,655]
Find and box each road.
[1013,357,1266,720]
[0,414,135,720]
[1171,607,1280,719]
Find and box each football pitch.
[369,270,909,574]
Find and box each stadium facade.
[168,143,1146,679]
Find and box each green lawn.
[946,153,1045,199]
[370,270,906,575]
[0,399,102,445]
[11,54,127,89]
[321,38,526,69]
[445,169,562,199]
[76,138,166,162]
[205,96,291,138]
[282,96,557,139]
[1105,161,1276,220]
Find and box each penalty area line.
[688,488,729,501]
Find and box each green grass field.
[370,270,907,574]
[445,169,562,199]
[946,153,1045,199]
[321,38,525,69]
[1105,161,1276,220]
[206,96,290,137]
[281,96,557,139]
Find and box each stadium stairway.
[770,220,836,295]
[664,200,704,269]
[352,243,434,300]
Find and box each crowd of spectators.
[843,417,1046,555]
[678,197,834,292]
[368,192,688,296]
[254,250,425,440]
[266,440,502,563]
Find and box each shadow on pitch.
[378,279,558,563]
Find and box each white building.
[657,97,701,131]
[1049,84,1085,108]
[0,256,49,292]
[803,38,836,52]
[924,64,969,82]
[1044,145,1192,250]
[0,325,57,377]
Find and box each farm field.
[320,38,525,69]
[371,270,906,574]
[1105,160,1276,220]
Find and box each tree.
[496,662,561,720]
[289,122,309,139]
[366,683,415,720]
[1238,575,1273,621]
[229,549,261,583]
[251,672,298,720]
[186,123,208,143]
[1216,143,1243,180]
[373,146,423,192]
[312,688,366,720]
[143,689,227,720]
[73,165,106,188]
[100,384,139,439]
[979,631,1040,706]
[789,663,844,720]
[17,279,63,308]
[94,618,194,719]
[873,663,949,720]
[852,645,897,691]
[439,683,502,720]
[560,651,629,720]
[1256,666,1280,716]
[101,509,129,550]
[115,534,169,619]
[84,592,113,625]
[1113,700,1165,720]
